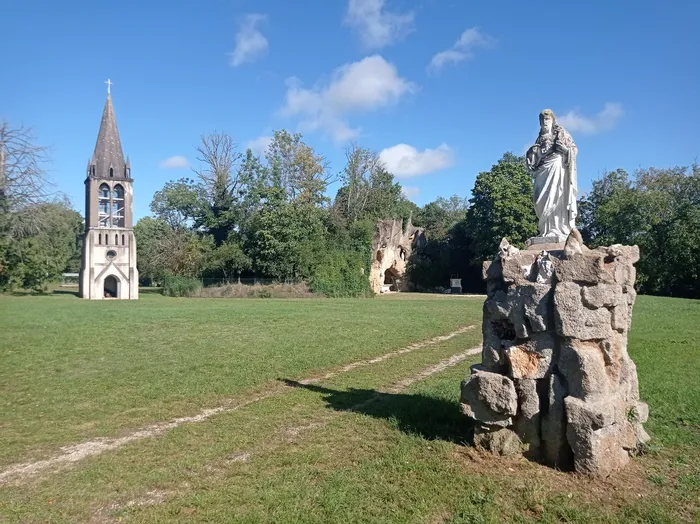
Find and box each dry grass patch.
[195,282,318,298]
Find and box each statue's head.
[539,109,556,134]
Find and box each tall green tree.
[266,130,332,206]
[204,233,251,280]
[414,195,468,239]
[0,202,82,291]
[150,178,205,229]
[192,131,247,244]
[133,217,171,285]
[333,144,409,225]
[579,164,700,297]
[464,153,538,263]
[244,199,327,281]
[0,122,83,291]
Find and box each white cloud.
[246,135,273,155]
[345,0,414,49]
[558,103,623,135]
[379,143,454,178]
[281,55,416,142]
[428,27,495,73]
[229,14,268,67]
[401,186,420,200]
[159,156,189,169]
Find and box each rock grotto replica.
[369,218,425,294]
[460,109,649,476]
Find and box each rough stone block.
[513,379,541,452]
[565,396,624,430]
[460,370,518,427]
[564,228,587,257]
[552,252,613,285]
[504,333,555,380]
[469,363,487,374]
[498,238,520,258]
[481,315,505,372]
[554,282,612,340]
[541,374,573,469]
[595,244,640,265]
[627,401,649,424]
[484,290,510,319]
[634,424,651,447]
[481,344,503,371]
[506,289,530,339]
[592,332,627,392]
[624,287,637,330]
[566,423,630,476]
[473,425,525,456]
[501,251,538,285]
[521,283,553,332]
[581,283,623,309]
[483,259,503,281]
[611,302,629,333]
[486,279,507,296]
[559,339,611,399]
[614,262,636,287]
[619,354,640,402]
[618,420,639,451]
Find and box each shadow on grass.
[52,289,80,297]
[281,379,475,445]
[138,287,163,295]
[8,290,52,297]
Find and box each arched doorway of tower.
[104,275,119,298]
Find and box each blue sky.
[3,0,699,220]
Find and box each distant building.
[79,87,138,299]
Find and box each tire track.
[0,326,476,485]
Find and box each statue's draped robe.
[532,126,577,240]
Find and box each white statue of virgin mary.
[526,109,578,242]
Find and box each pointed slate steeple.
[91,94,128,179]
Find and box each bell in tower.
[79,81,138,299]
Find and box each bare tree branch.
[341,144,383,222]
[0,121,65,240]
[192,131,243,204]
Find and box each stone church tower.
[79,89,138,299]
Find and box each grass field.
[0,292,699,523]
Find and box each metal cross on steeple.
[105,78,113,95]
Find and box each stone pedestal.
[460,230,649,476]
[525,235,565,252]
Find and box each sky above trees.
[2,0,699,219]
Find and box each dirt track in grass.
[0,325,478,486]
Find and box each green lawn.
[0,292,698,523]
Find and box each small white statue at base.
[526,109,578,242]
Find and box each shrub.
[310,249,373,298]
[161,274,201,297]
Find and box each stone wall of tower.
[80,229,138,299]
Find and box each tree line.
[0,122,83,292]
[408,154,700,298]
[1,120,698,298]
[135,130,416,296]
